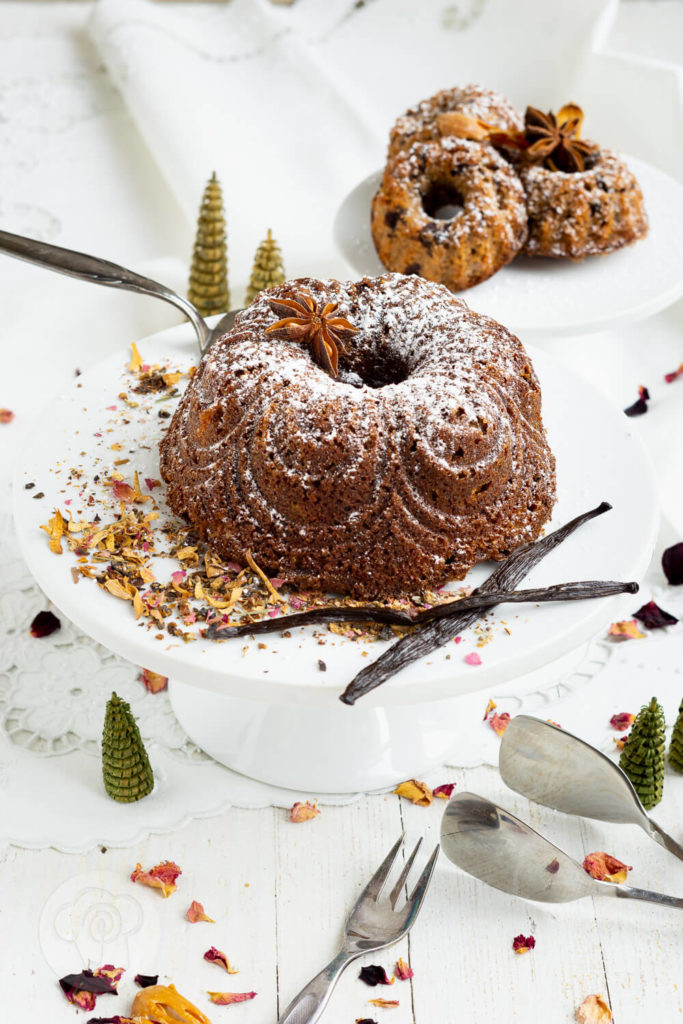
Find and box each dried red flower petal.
[582,851,631,883]
[29,609,61,638]
[134,974,159,988]
[359,965,395,986]
[131,860,182,898]
[0,408,14,423]
[355,1019,378,1024]
[662,543,683,585]
[664,362,683,384]
[186,900,214,923]
[489,712,511,737]
[207,991,257,1005]
[59,965,124,1010]
[86,1017,136,1024]
[512,934,536,954]
[575,994,612,1022]
[610,712,635,732]
[290,800,320,823]
[204,947,239,974]
[546,858,560,874]
[112,480,136,502]
[624,385,650,417]
[368,998,399,1007]
[433,783,455,800]
[393,779,433,806]
[633,600,678,629]
[394,958,414,980]
[607,620,645,641]
[141,668,168,693]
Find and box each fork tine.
[407,844,440,912]
[389,837,423,908]
[363,833,405,901]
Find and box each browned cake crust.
[520,149,649,258]
[388,84,524,162]
[371,138,528,292]
[159,274,556,600]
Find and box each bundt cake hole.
[421,180,465,220]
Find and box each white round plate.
[14,323,658,712]
[334,156,683,339]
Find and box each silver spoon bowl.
[499,715,683,862]
[0,228,239,355]
[440,791,683,909]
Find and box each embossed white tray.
[334,157,683,338]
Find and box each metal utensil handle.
[277,951,354,1024]
[649,817,683,862]
[616,884,683,909]
[0,228,210,353]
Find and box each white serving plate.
[334,156,683,339]
[13,323,658,791]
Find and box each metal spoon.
[440,791,683,909]
[499,715,683,862]
[0,228,238,355]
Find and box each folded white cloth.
[89,0,617,300]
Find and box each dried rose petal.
[207,991,257,1005]
[546,859,560,874]
[132,983,211,1023]
[609,712,635,732]
[112,480,136,503]
[546,719,562,728]
[433,783,455,800]
[86,1017,136,1024]
[393,779,433,806]
[290,800,320,823]
[512,933,536,954]
[394,958,413,981]
[355,1020,378,1024]
[624,385,649,417]
[664,362,683,384]
[0,408,14,423]
[575,994,612,1023]
[204,947,239,974]
[607,620,645,641]
[483,698,497,721]
[633,600,678,629]
[59,965,124,1009]
[134,974,159,988]
[186,900,214,923]
[141,668,168,693]
[131,860,182,898]
[464,651,481,666]
[359,966,394,986]
[582,851,631,884]
[368,998,399,1007]
[489,712,511,737]
[29,609,61,638]
[662,543,683,585]
[613,733,629,751]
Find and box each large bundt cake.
[159,274,556,599]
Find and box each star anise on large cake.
[521,104,598,173]
[265,292,359,377]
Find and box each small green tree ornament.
[245,228,285,305]
[102,692,154,802]
[668,698,683,773]
[188,171,230,316]
[619,696,666,809]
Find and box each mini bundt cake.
[159,274,556,600]
[387,84,524,162]
[509,105,648,258]
[371,137,528,291]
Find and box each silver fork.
[277,834,440,1024]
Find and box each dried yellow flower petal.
[575,994,612,1023]
[129,342,143,373]
[394,779,433,806]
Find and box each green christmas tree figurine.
[245,228,285,305]
[619,696,666,809]
[102,692,154,802]
[188,171,230,316]
[669,698,683,773]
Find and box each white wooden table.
[1,4,682,1021]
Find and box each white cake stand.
[13,324,658,791]
[334,156,683,339]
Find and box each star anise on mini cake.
[521,104,598,173]
[265,292,359,377]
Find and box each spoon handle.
[615,884,683,909]
[0,228,210,353]
[648,818,683,862]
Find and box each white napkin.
[89,0,617,300]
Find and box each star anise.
[265,291,359,377]
[521,104,598,173]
